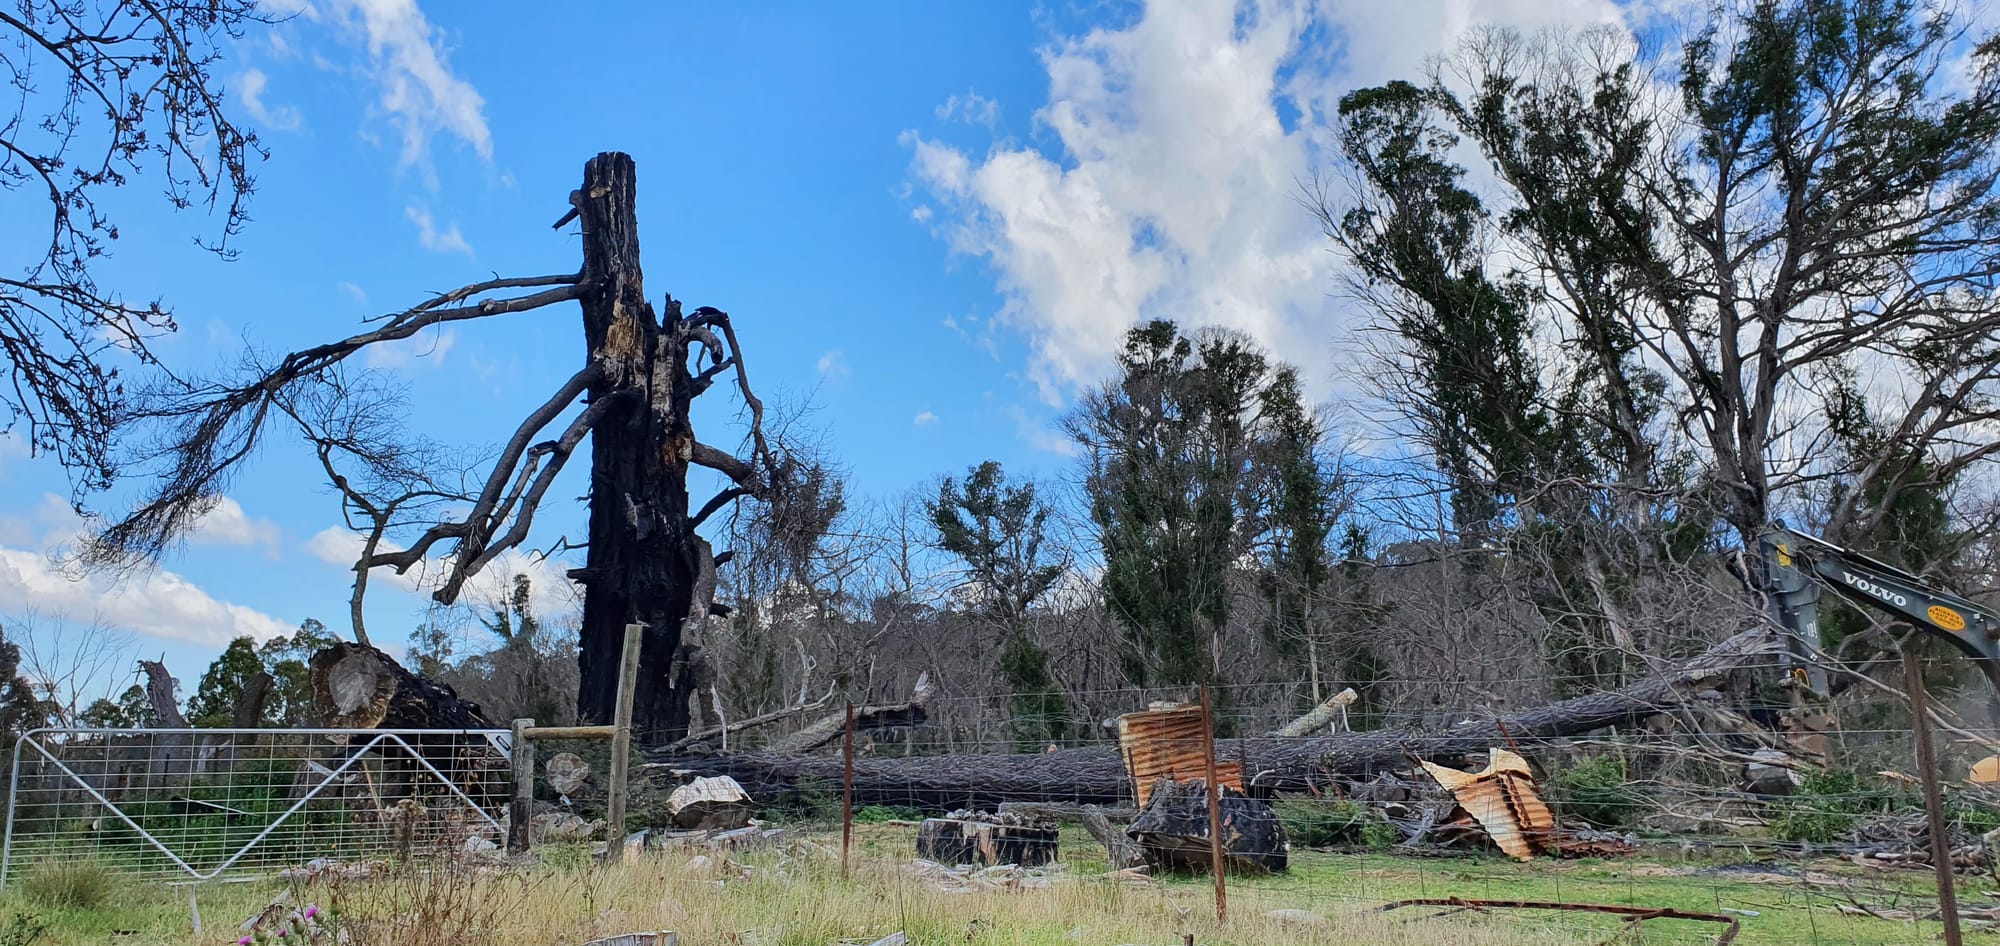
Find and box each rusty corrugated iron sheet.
[1117,704,1242,806]
[1419,748,1555,861]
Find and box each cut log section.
[306,643,501,809]
[310,642,492,730]
[914,811,1058,867]
[661,628,1779,810]
[547,753,591,796]
[1127,778,1287,874]
[665,775,753,830]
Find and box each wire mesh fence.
[725,660,2000,945]
[1,727,511,884]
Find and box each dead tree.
[660,626,1780,809]
[89,153,778,743]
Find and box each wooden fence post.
[604,622,645,860]
[1198,685,1227,923]
[841,702,857,877]
[508,717,534,853]
[1904,647,1962,946]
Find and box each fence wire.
[2,727,511,884]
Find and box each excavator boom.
[1760,522,2000,697]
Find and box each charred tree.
[90,153,776,745]
[569,154,768,737]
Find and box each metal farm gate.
[1,727,513,884]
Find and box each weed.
[1548,755,1645,829]
[853,805,923,824]
[19,861,110,912]
[0,913,48,946]
[308,858,530,946]
[1769,768,1906,844]
[1275,799,1398,850]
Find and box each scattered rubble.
[905,858,1065,893]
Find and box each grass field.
[0,822,1985,945]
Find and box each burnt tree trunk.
[572,152,742,742]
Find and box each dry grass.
[273,843,1602,946]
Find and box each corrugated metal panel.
[1117,704,1241,806]
[1420,749,1554,861]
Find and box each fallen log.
[1271,688,1357,737]
[307,642,501,807]
[656,627,1776,810]
[310,641,491,730]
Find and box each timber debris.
[914,809,1059,866]
[1378,897,1740,944]
[1127,777,1288,874]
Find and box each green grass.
[0,823,1980,945]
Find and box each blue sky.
[0,0,1639,697]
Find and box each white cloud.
[337,280,369,305]
[913,410,940,427]
[936,91,1000,128]
[0,495,291,647]
[363,324,457,369]
[905,0,1626,405]
[0,550,292,647]
[237,67,303,130]
[189,497,283,557]
[1008,405,1079,457]
[405,205,473,256]
[323,0,492,169]
[816,350,849,380]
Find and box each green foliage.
[1769,768,1907,844]
[1275,799,1399,850]
[21,859,111,911]
[929,460,1072,748]
[1549,755,1646,829]
[0,913,48,946]
[187,636,266,726]
[851,805,923,824]
[78,685,153,729]
[1069,320,1317,689]
[1953,796,2000,838]
[259,618,338,726]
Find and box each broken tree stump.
[665,776,753,830]
[1127,778,1287,874]
[914,810,1058,867]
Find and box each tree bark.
[658,628,1776,810]
[231,671,273,728]
[572,151,706,741]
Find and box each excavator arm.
[1759,522,2000,698]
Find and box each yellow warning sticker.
[1930,605,1968,632]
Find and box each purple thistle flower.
[304,905,319,920]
